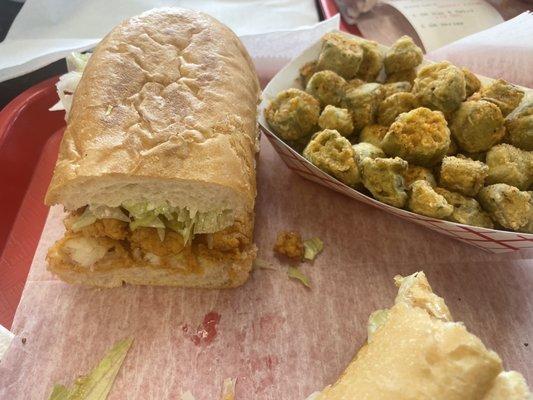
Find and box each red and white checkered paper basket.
[259,31,533,254]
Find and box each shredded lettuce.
[66,52,91,72]
[71,208,97,232]
[47,338,133,400]
[288,267,311,288]
[303,237,324,261]
[69,200,233,243]
[50,52,92,116]
[90,206,129,222]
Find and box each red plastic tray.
[0,77,64,328]
[318,0,362,36]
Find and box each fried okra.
[381,107,451,167]
[471,79,524,116]
[273,231,304,260]
[318,105,354,137]
[446,137,458,156]
[506,99,533,151]
[343,83,384,131]
[384,36,423,74]
[408,180,453,219]
[485,144,532,190]
[450,100,505,152]
[377,92,418,126]
[462,67,481,98]
[359,124,388,148]
[352,142,385,184]
[381,81,412,98]
[303,129,359,186]
[439,156,488,197]
[265,88,320,141]
[360,157,408,208]
[306,70,347,107]
[354,38,384,81]
[299,61,318,87]
[412,61,466,114]
[478,184,532,231]
[435,188,494,228]
[386,69,417,84]
[403,165,437,188]
[317,32,364,79]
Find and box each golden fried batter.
[403,165,437,188]
[435,188,494,228]
[470,79,524,116]
[412,61,466,114]
[478,184,532,231]
[274,231,304,260]
[381,107,450,167]
[408,180,453,219]
[130,227,186,257]
[317,32,364,80]
[439,156,488,197]
[384,36,423,74]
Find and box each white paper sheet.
[381,0,503,52]
[427,12,533,88]
[0,0,321,82]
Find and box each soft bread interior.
[311,272,531,400]
[49,176,249,215]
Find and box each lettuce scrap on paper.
[288,266,311,288]
[303,237,324,261]
[48,337,133,400]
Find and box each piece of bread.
[45,8,260,288]
[45,8,260,215]
[310,272,531,400]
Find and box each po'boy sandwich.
[309,272,531,400]
[45,8,261,288]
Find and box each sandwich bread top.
[45,8,260,213]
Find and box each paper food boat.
[259,31,533,254]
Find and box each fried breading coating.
[342,83,384,131]
[470,79,524,116]
[361,157,408,207]
[384,36,423,74]
[408,180,453,219]
[505,99,533,151]
[462,67,481,98]
[318,105,354,137]
[478,184,532,231]
[485,144,532,190]
[435,188,494,228]
[306,70,347,107]
[354,38,384,81]
[377,92,418,126]
[385,69,417,85]
[130,227,186,257]
[439,156,488,197]
[381,81,412,98]
[381,107,450,167]
[412,61,466,114]
[273,231,304,259]
[265,88,320,141]
[450,100,505,152]
[359,124,388,148]
[299,61,318,87]
[317,32,364,79]
[403,165,437,188]
[303,129,359,186]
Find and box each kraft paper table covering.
[0,135,531,399]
